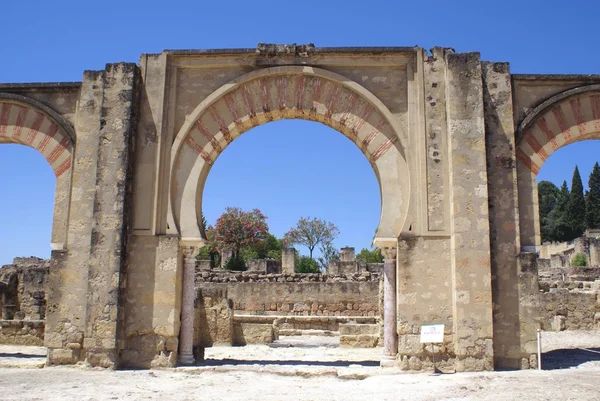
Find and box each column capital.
[181,245,196,259]
[381,246,397,260]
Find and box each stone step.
[339,323,379,336]
[339,334,379,348]
[278,329,339,337]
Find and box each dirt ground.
[0,331,599,401]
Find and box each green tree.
[571,253,588,267]
[284,217,339,259]
[317,242,339,271]
[567,166,586,239]
[586,162,600,229]
[538,181,560,243]
[296,256,320,273]
[356,247,384,263]
[196,224,221,267]
[544,180,570,242]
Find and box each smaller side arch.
[0,93,75,250]
[515,85,600,248]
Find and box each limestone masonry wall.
[196,271,381,316]
[539,282,600,331]
[0,257,49,321]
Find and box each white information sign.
[420,324,444,343]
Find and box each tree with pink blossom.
[214,207,269,264]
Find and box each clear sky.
[1,0,599,265]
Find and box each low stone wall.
[539,284,600,331]
[0,320,45,346]
[196,271,381,316]
[0,257,49,320]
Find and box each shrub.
[571,253,588,267]
[295,256,320,273]
[224,256,247,271]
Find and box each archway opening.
[533,141,600,368]
[0,144,55,265]
[196,119,384,367]
[0,144,54,363]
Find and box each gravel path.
[0,331,598,401]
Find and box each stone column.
[382,247,398,365]
[282,248,296,274]
[178,246,196,365]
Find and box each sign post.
[420,324,444,375]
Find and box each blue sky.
[1,0,599,264]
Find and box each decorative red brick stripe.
[209,107,232,143]
[524,133,548,162]
[194,119,222,153]
[0,103,11,136]
[54,157,72,178]
[552,106,571,143]
[325,85,341,119]
[12,106,28,140]
[259,79,270,112]
[516,148,540,175]
[295,75,305,110]
[242,85,255,118]
[536,117,559,150]
[36,123,59,153]
[185,135,213,165]
[591,95,600,133]
[277,76,286,110]
[224,94,241,125]
[25,112,45,145]
[47,135,70,165]
[570,98,587,137]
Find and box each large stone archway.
[168,66,410,246]
[3,45,599,373]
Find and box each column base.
[380,354,397,368]
[178,353,195,366]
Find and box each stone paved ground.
[0,331,599,400]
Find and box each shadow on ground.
[0,352,44,359]
[542,348,600,370]
[202,359,380,367]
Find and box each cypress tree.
[547,180,570,242]
[586,162,600,229]
[538,181,560,243]
[567,166,586,239]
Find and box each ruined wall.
[539,285,600,331]
[0,320,45,346]
[0,257,49,320]
[196,271,380,317]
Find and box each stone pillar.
[179,246,196,365]
[381,247,397,365]
[221,249,233,268]
[446,52,494,371]
[85,62,139,368]
[589,238,600,266]
[282,248,296,274]
[340,247,355,262]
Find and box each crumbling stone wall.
[539,282,600,331]
[196,271,380,316]
[0,320,44,346]
[0,257,49,321]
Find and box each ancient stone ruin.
[0,257,48,346]
[1,43,600,371]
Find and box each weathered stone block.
[232,323,275,345]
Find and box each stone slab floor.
[0,332,599,400]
